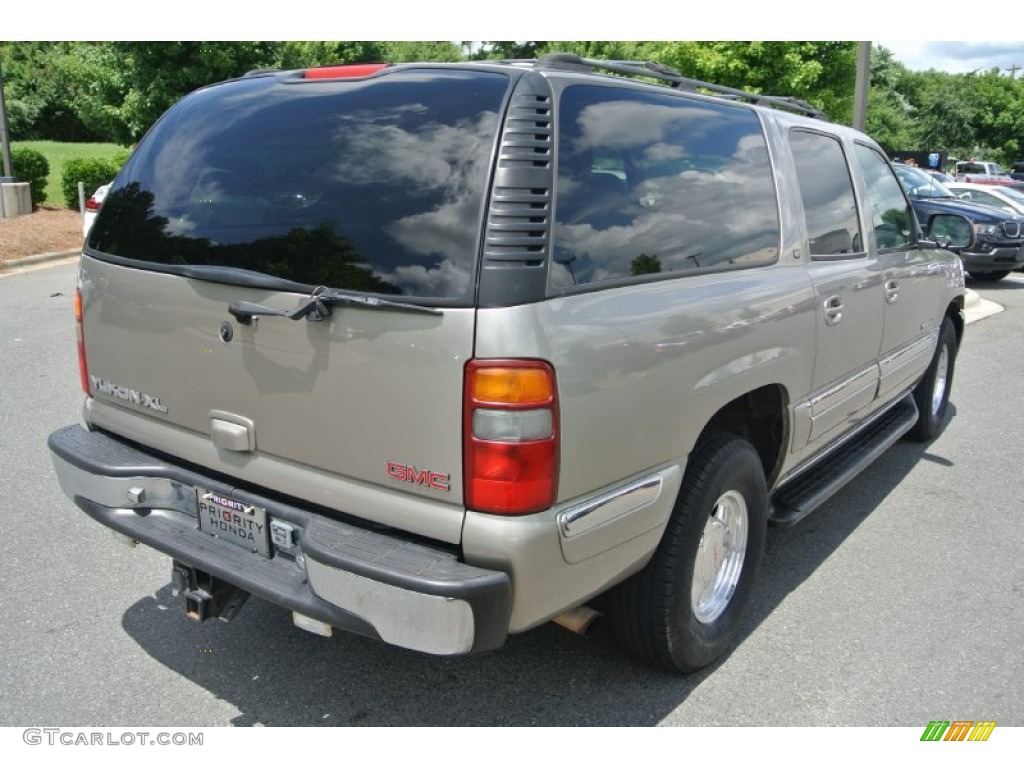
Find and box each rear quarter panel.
[473,265,818,504]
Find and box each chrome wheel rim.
[931,345,949,417]
[691,490,748,624]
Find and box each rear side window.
[789,130,863,257]
[550,85,780,289]
[87,70,509,301]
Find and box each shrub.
[9,147,50,208]
[61,157,123,210]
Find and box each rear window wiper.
[228,286,442,325]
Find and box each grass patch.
[10,141,127,208]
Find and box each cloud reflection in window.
[553,88,780,289]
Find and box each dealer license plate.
[196,488,271,558]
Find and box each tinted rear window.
[87,69,509,301]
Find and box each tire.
[907,316,957,442]
[968,270,1010,282]
[608,432,768,673]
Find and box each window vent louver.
[483,92,552,267]
[477,75,555,307]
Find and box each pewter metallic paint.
[60,68,966,650]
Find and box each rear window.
[87,69,509,301]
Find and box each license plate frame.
[195,488,271,558]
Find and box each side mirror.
[925,213,975,251]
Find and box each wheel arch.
[699,384,789,488]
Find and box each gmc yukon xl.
[48,54,972,673]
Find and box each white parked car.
[82,183,111,238]
[946,182,1024,217]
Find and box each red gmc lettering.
[386,462,450,492]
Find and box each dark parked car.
[894,163,1024,281]
[1010,162,1024,181]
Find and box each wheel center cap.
[705,521,727,574]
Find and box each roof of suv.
[249,53,832,123]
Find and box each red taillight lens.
[85,195,101,212]
[75,288,89,394]
[303,63,389,79]
[464,360,559,515]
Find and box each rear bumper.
[48,424,511,655]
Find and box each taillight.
[85,194,102,212]
[74,287,89,394]
[464,360,559,515]
[303,63,389,79]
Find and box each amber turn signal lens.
[471,367,553,404]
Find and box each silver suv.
[49,54,972,673]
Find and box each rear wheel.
[908,316,957,442]
[609,432,768,673]
[968,270,1010,282]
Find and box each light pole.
[0,57,13,217]
[0,58,13,179]
[853,41,871,132]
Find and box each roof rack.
[533,52,829,121]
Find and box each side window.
[789,130,863,258]
[551,86,780,289]
[853,144,914,250]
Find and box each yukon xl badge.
[90,376,169,414]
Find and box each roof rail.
[534,52,829,121]
[242,68,281,78]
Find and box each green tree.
[471,42,547,60]
[539,42,858,122]
[630,254,662,276]
[865,46,918,152]
[385,42,462,63]
[892,66,1024,165]
[970,70,1024,162]
[276,41,387,69]
[0,42,118,141]
[660,41,859,123]
[107,42,280,143]
[912,70,985,159]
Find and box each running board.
[770,396,919,526]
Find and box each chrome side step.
[770,395,919,526]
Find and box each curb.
[0,248,81,271]
[964,287,1004,325]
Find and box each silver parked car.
[49,55,972,673]
[946,181,1024,217]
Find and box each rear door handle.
[824,295,843,326]
[885,279,899,304]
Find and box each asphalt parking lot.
[0,259,1021,730]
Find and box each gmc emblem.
[386,462,451,492]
